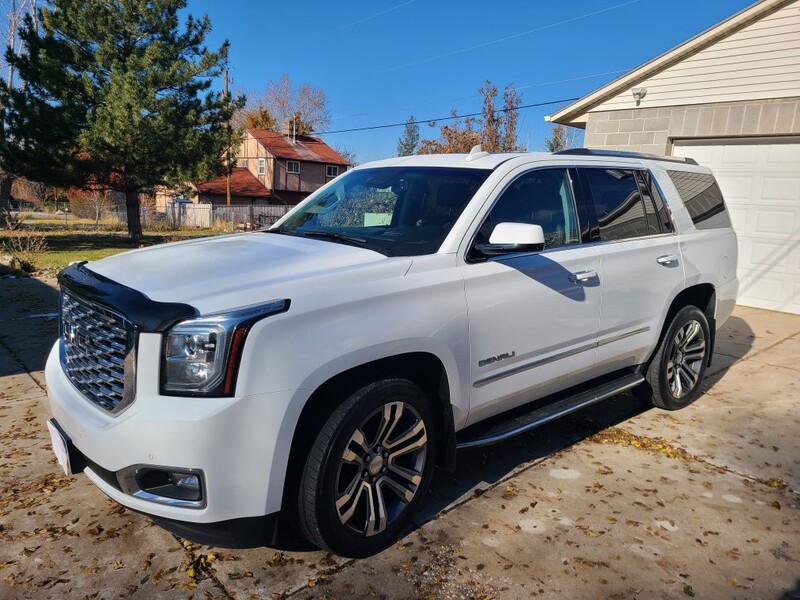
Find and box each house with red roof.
[193,129,350,206]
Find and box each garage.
[547,0,800,314]
[673,137,800,314]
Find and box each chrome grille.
[60,290,134,413]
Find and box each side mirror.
[473,222,545,257]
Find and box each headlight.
[161,299,289,396]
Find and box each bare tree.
[543,123,582,153]
[239,74,331,135]
[69,191,115,225]
[419,80,524,154]
[332,144,358,167]
[1,0,37,88]
[10,176,47,205]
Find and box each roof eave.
[547,0,791,125]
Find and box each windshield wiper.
[299,230,368,246]
[261,227,296,235]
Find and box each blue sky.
[188,0,754,163]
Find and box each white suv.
[46,148,738,556]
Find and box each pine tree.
[396,115,420,156]
[0,0,242,240]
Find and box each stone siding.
[582,97,800,154]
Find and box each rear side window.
[581,168,649,241]
[636,171,673,234]
[667,170,731,230]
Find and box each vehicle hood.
[87,233,412,314]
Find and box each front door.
[460,167,602,425]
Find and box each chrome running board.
[456,372,644,449]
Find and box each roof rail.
[554,148,698,166]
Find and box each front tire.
[639,305,710,410]
[297,378,436,557]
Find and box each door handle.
[657,254,679,265]
[569,269,598,283]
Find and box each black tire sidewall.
[653,306,710,410]
[301,379,437,557]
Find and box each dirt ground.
[1,276,798,599]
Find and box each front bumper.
[45,334,310,524]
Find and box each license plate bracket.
[46,419,84,476]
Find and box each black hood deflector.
[58,262,198,332]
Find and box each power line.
[312,97,580,136]
[329,68,631,121]
[287,0,416,48]
[360,0,641,78]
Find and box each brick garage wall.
[583,97,800,154]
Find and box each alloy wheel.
[666,320,706,399]
[334,401,428,536]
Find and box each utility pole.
[224,68,231,206]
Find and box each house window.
[258,158,266,175]
[287,160,300,174]
[242,159,249,168]
[326,165,339,178]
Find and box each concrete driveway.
[1,277,798,599]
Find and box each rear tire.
[638,306,710,410]
[297,378,436,557]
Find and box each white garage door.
[674,137,800,314]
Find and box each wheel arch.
[653,282,717,367]
[280,351,458,519]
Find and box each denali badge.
[478,351,516,367]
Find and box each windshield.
[271,167,492,256]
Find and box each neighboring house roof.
[247,130,350,166]
[547,0,795,126]
[196,168,272,198]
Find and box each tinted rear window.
[581,168,650,241]
[667,170,731,230]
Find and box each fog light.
[169,472,200,492]
[117,465,205,508]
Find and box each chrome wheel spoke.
[374,402,403,448]
[350,428,370,454]
[683,349,705,363]
[385,420,426,456]
[667,361,677,393]
[681,322,700,349]
[366,482,388,535]
[671,362,683,396]
[382,472,416,503]
[679,363,699,388]
[342,447,364,465]
[684,337,705,353]
[336,479,368,524]
[388,461,422,487]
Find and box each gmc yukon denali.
[46,148,738,557]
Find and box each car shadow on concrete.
[417,314,756,530]
[0,276,60,378]
[778,579,800,600]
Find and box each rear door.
[460,167,602,425]
[577,166,685,373]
